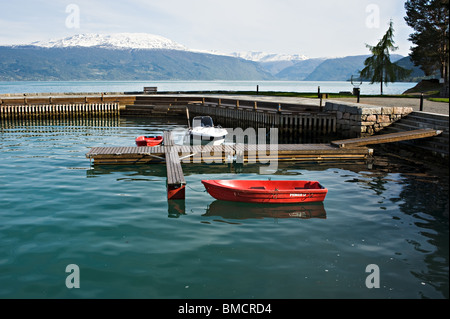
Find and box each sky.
[0,0,415,58]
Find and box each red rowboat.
[201,180,328,204]
[135,135,163,147]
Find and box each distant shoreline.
[0,80,417,96]
[1,90,447,116]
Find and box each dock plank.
[86,143,371,163]
[163,131,174,146]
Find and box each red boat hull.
[201,180,327,203]
[135,135,163,147]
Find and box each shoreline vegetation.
[1,80,447,103]
[190,79,448,102]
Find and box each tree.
[404,0,449,97]
[359,21,411,95]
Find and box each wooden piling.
[0,102,119,119]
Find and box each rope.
[187,184,207,193]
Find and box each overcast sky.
[0,0,414,58]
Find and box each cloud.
[0,0,413,57]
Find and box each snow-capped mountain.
[230,51,309,63]
[30,33,188,51]
[28,33,309,64]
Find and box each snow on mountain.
[27,33,310,64]
[231,51,309,63]
[30,33,188,51]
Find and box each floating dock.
[86,130,374,200]
[85,143,373,165]
[85,128,444,200]
[331,129,443,148]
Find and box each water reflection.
[203,200,326,220]
[396,171,449,298]
[168,200,186,218]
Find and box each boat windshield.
[193,116,214,128]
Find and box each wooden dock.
[85,127,445,200]
[86,130,372,200]
[331,129,443,148]
[85,143,373,165]
[0,102,119,119]
[187,99,336,133]
[163,131,186,200]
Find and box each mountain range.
[0,33,426,82]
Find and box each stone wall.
[324,101,413,137]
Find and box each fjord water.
[0,80,417,95]
[0,116,448,299]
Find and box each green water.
[0,116,448,299]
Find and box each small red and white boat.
[135,135,163,147]
[201,180,328,204]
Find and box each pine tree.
[404,0,449,97]
[359,21,411,95]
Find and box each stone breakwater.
[324,101,413,137]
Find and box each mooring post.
[256,85,259,94]
[317,86,321,98]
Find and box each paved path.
[193,94,448,115]
[331,97,449,115]
[2,92,447,115]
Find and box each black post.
[420,93,424,111]
[318,86,321,98]
[256,85,259,94]
[357,88,360,103]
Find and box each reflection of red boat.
[135,135,163,147]
[204,200,326,220]
[201,180,327,203]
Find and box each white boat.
[189,116,228,145]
